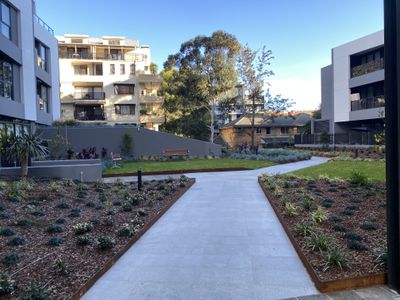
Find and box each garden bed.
[0,176,194,299]
[258,174,387,292]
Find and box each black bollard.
[137,169,142,191]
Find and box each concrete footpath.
[83,157,362,300]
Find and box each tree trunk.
[210,102,215,143]
[20,155,28,177]
[251,96,256,148]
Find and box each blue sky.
[36,0,383,110]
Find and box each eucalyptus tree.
[237,45,274,147]
[163,31,241,142]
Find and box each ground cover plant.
[230,148,312,163]
[289,160,385,182]
[104,158,277,175]
[260,173,386,282]
[0,176,193,299]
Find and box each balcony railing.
[351,96,385,111]
[74,92,105,100]
[351,58,384,78]
[74,112,105,121]
[59,52,134,61]
[33,14,54,35]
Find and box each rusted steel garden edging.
[103,168,250,177]
[70,179,195,300]
[257,177,386,293]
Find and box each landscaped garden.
[259,171,387,291]
[104,149,311,176]
[0,176,193,299]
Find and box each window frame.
[115,104,135,115]
[0,57,13,100]
[35,40,48,71]
[36,79,49,113]
[0,1,11,40]
[114,84,134,95]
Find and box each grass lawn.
[288,160,386,182]
[104,158,276,175]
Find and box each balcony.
[59,52,94,60]
[351,58,384,78]
[137,74,163,84]
[34,14,54,35]
[351,96,385,111]
[59,52,142,61]
[74,111,105,121]
[74,92,105,100]
[139,95,163,104]
[140,115,165,124]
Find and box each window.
[0,57,13,99]
[35,40,48,71]
[144,66,149,71]
[71,38,83,44]
[281,127,289,135]
[110,64,115,75]
[74,65,87,75]
[266,128,271,134]
[130,64,136,75]
[36,79,49,113]
[115,104,135,115]
[94,63,103,75]
[256,128,262,134]
[120,64,125,75]
[0,1,11,40]
[114,84,134,95]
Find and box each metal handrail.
[74,92,105,100]
[351,96,385,111]
[33,14,54,35]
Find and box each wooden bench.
[110,152,122,168]
[161,148,190,158]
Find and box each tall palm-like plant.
[7,133,49,177]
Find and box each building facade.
[58,35,164,131]
[318,30,385,137]
[0,0,60,134]
[220,113,311,148]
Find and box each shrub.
[69,208,81,218]
[360,223,379,231]
[307,234,331,252]
[97,236,114,250]
[56,218,66,224]
[349,171,371,187]
[374,246,387,269]
[102,216,114,226]
[345,205,359,211]
[311,206,328,223]
[16,219,37,227]
[31,210,45,217]
[56,203,71,209]
[48,237,64,246]
[321,198,334,208]
[138,208,147,217]
[0,272,16,296]
[85,202,95,208]
[284,202,298,217]
[322,248,347,272]
[115,178,125,186]
[342,209,355,216]
[0,212,10,220]
[2,253,20,265]
[46,225,64,234]
[327,187,338,192]
[118,224,135,237]
[90,218,101,226]
[23,282,49,300]
[301,195,314,211]
[347,240,368,251]
[76,235,92,246]
[122,202,132,212]
[54,258,68,275]
[121,133,133,156]
[8,237,26,246]
[0,228,15,236]
[73,223,93,235]
[295,223,314,237]
[333,224,347,232]
[344,231,362,241]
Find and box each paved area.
[84,157,333,300]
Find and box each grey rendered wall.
[38,126,222,158]
[320,64,334,133]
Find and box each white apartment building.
[0,0,60,133]
[58,35,164,131]
[319,30,384,137]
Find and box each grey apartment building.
[318,30,384,138]
[0,0,60,135]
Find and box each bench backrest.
[161,148,189,155]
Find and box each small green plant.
[321,198,334,208]
[122,202,132,212]
[77,235,92,246]
[97,236,114,250]
[102,216,114,226]
[115,178,125,186]
[73,223,93,235]
[333,224,347,232]
[46,225,64,234]
[0,228,15,236]
[347,240,368,251]
[360,223,378,231]
[311,206,328,223]
[90,218,101,226]
[69,208,81,218]
[56,218,66,224]
[307,234,331,252]
[2,252,20,265]
[138,208,147,217]
[345,205,359,211]
[322,248,347,272]
[8,237,26,246]
[301,195,314,211]
[54,258,68,275]
[23,282,49,300]
[295,223,314,237]
[0,212,10,220]
[56,202,71,209]
[349,171,371,187]
[93,179,104,189]
[342,209,355,216]
[48,237,64,246]
[16,219,37,227]
[118,223,135,237]
[85,202,95,208]
[0,272,16,296]
[373,246,387,269]
[284,202,298,217]
[31,210,45,217]
[344,231,362,241]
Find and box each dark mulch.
[0,176,193,299]
[260,175,386,282]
